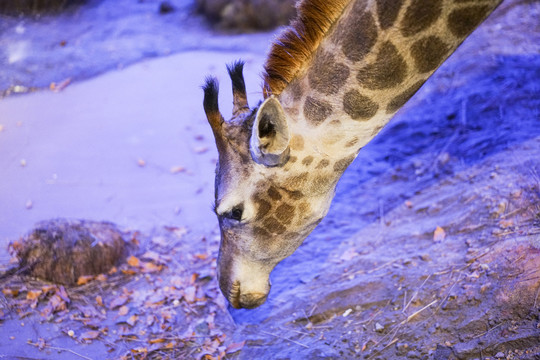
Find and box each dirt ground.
[0,0,539,359]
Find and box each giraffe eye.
[230,206,243,221]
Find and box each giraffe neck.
[277,0,501,160]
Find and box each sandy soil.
[0,0,539,359]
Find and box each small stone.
[375,322,384,332]
[495,352,505,358]
[159,1,174,14]
[25,200,33,209]
[20,159,27,167]
[407,350,420,359]
[67,330,75,337]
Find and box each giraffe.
[202,0,502,309]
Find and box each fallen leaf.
[127,255,140,267]
[433,226,446,242]
[127,314,138,326]
[2,288,19,297]
[96,295,104,307]
[80,330,100,341]
[141,251,162,263]
[109,295,129,309]
[149,338,166,344]
[26,290,42,301]
[95,274,108,282]
[77,275,94,285]
[226,341,246,354]
[141,262,163,273]
[170,165,185,174]
[137,159,146,167]
[118,305,129,316]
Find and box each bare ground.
[1,0,540,359]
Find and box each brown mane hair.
[262,0,349,97]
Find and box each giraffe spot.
[410,36,449,73]
[302,156,314,166]
[337,10,378,62]
[386,80,424,113]
[275,203,295,225]
[316,159,330,169]
[263,217,286,235]
[298,202,311,216]
[345,137,359,148]
[448,6,492,38]
[310,176,334,194]
[304,96,333,125]
[371,125,384,137]
[333,155,356,173]
[284,172,309,190]
[288,156,297,163]
[343,90,378,120]
[286,190,305,200]
[287,80,304,101]
[400,0,442,37]
[290,135,304,151]
[253,197,271,219]
[254,226,270,238]
[357,41,407,90]
[267,186,282,200]
[329,119,341,126]
[376,0,404,29]
[308,51,350,95]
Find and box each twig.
[473,323,503,339]
[260,330,308,348]
[28,341,94,360]
[400,300,437,325]
[403,275,431,314]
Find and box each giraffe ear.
[250,96,290,167]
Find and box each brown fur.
[262,0,350,97]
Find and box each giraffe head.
[203,62,342,309]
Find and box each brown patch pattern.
[336,10,378,62]
[357,41,407,90]
[308,51,350,95]
[286,190,305,200]
[386,80,424,113]
[302,156,314,166]
[400,0,442,37]
[310,176,334,194]
[410,36,449,73]
[333,155,356,173]
[345,137,359,148]
[263,217,286,235]
[448,5,492,38]
[304,96,333,125]
[263,0,349,96]
[316,159,330,169]
[343,90,379,120]
[254,197,272,218]
[284,172,309,190]
[376,0,404,29]
[290,135,305,151]
[275,203,295,225]
[267,186,282,200]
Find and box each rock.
[374,322,384,332]
[407,350,421,359]
[495,352,505,358]
[10,219,128,285]
[195,0,296,30]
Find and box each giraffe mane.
[262,0,349,97]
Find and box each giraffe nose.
[237,291,269,309]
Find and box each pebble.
[495,352,505,358]
[375,322,384,332]
[407,350,421,359]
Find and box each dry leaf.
[77,275,94,285]
[26,290,43,301]
[142,262,163,273]
[141,251,162,263]
[80,330,100,341]
[226,341,246,354]
[96,295,104,307]
[2,288,19,297]
[137,159,146,167]
[184,286,196,303]
[109,295,129,309]
[127,255,140,267]
[108,266,118,274]
[170,166,185,174]
[127,314,138,326]
[433,226,446,242]
[149,338,166,344]
[96,274,108,282]
[118,305,129,316]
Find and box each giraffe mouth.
[227,280,269,309]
